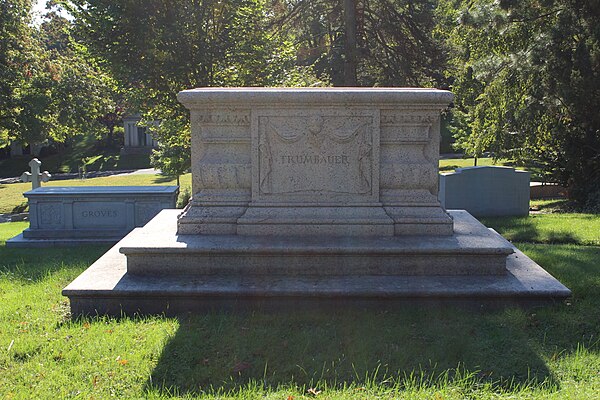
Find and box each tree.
[1,4,118,150]
[273,0,448,87]
[96,107,124,147]
[441,0,600,207]
[146,111,190,187]
[0,0,34,147]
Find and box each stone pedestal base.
[235,205,395,236]
[177,203,454,236]
[62,210,571,316]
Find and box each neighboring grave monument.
[20,158,51,189]
[439,166,530,217]
[62,88,570,316]
[121,114,158,155]
[7,186,178,247]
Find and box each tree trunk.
[343,0,358,86]
[107,126,114,147]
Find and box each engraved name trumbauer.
[278,154,350,165]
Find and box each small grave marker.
[20,158,51,189]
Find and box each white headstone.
[20,158,51,189]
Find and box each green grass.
[481,214,600,246]
[438,157,516,172]
[0,214,599,398]
[0,173,192,214]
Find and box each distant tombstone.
[121,114,158,155]
[439,166,530,217]
[6,186,179,247]
[20,158,51,189]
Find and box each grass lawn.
[0,213,599,398]
[438,157,515,172]
[481,213,600,246]
[0,173,192,214]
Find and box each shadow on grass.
[143,242,600,396]
[482,215,600,245]
[0,245,109,282]
[518,243,600,300]
[481,216,542,243]
[144,305,559,396]
[152,175,177,184]
[439,164,460,172]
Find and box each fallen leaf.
[232,362,251,373]
[287,396,294,400]
[83,323,90,330]
[118,359,129,365]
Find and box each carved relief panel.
[252,110,379,203]
[39,203,63,228]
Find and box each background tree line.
[1,0,599,208]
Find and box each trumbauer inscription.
[255,113,376,201]
[278,154,350,165]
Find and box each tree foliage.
[274,0,448,87]
[4,0,599,207]
[0,0,34,146]
[442,0,600,206]
[1,3,117,148]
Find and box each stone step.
[62,222,571,316]
[118,210,513,277]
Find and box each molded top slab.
[25,186,179,197]
[178,87,453,108]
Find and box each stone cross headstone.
[20,158,51,189]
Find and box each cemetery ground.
[0,205,599,397]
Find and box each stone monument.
[20,158,51,189]
[439,166,530,217]
[7,186,179,247]
[63,88,570,316]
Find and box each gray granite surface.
[63,210,571,316]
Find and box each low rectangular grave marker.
[7,186,178,247]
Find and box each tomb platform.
[62,88,571,315]
[63,209,571,315]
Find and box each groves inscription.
[73,202,127,229]
[257,115,374,199]
[81,209,119,218]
